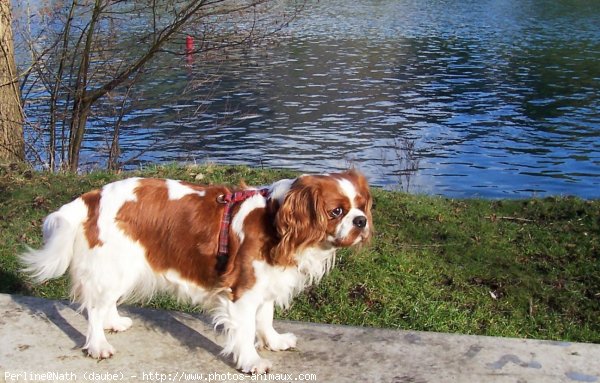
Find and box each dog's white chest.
[252,247,336,308]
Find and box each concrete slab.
[0,293,598,383]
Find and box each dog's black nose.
[353,216,367,229]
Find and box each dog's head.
[272,170,373,264]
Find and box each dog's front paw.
[85,340,115,359]
[240,357,272,375]
[264,332,297,352]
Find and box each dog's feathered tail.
[20,198,88,283]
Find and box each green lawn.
[1,163,598,343]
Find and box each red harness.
[216,188,270,269]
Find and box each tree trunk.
[67,100,90,172]
[67,0,100,171]
[0,1,25,163]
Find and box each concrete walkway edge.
[1,294,599,383]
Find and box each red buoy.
[186,35,194,53]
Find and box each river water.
[29,0,600,198]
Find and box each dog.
[20,169,373,373]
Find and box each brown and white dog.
[20,170,372,374]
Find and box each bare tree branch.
[13,0,305,170]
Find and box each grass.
[1,163,599,343]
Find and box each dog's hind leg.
[83,299,116,359]
[104,304,133,333]
[76,254,137,358]
[82,286,133,357]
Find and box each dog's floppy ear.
[272,177,328,265]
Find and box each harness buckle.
[216,194,229,204]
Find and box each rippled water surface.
[52,1,600,197]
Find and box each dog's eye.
[330,207,344,218]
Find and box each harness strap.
[216,188,270,263]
